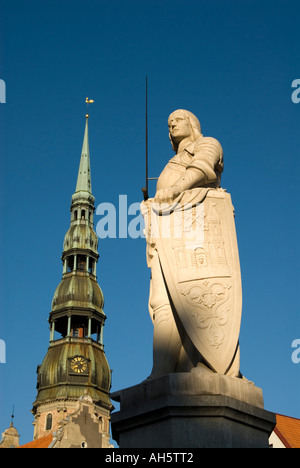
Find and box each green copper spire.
[75,116,92,194]
[32,105,113,446]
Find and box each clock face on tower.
[70,356,88,374]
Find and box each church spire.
[32,106,113,447]
[75,116,92,194]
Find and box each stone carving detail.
[180,280,231,348]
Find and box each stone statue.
[111,116,274,447]
[141,109,242,379]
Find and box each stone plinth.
[111,369,276,448]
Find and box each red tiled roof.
[275,414,300,448]
[18,433,53,449]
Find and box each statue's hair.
[168,109,203,152]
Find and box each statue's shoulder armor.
[187,136,224,179]
[192,136,223,155]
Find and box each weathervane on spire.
[85,97,94,118]
[11,404,15,426]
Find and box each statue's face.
[168,112,192,142]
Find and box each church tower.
[32,110,113,448]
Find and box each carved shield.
[150,189,242,374]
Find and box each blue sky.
[0,0,299,445]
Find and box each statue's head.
[168,109,202,152]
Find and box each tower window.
[67,256,74,273]
[88,259,94,274]
[77,255,86,271]
[74,210,78,221]
[45,413,53,431]
[72,327,84,338]
[81,210,85,220]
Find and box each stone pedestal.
[111,369,276,448]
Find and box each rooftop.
[18,433,53,449]
[273,414,300,448]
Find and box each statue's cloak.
[143,188,242,374]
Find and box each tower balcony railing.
[49,334,104,350]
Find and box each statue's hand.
[154,187,180,204]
